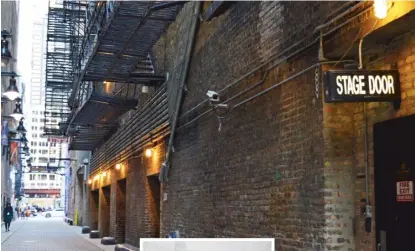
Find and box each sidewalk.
[66,224,116,251]
[1,217,105,251]
[1,218,27,244]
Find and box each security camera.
[206,90,219,103]
[83,159,89,165]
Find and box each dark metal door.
[374,114,415,251]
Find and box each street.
[1,217,113,251]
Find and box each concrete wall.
[67,150,91,225]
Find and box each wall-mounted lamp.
[115,163,121,170]
[374,0,388,19]
[3,75,20,101]
[1,30,12,58]
[145,148,152,158]
[102,171,107,177]
[16,118,26,134]
[10,102,24,121]
[88,179,92,184]
[20,133,28,144]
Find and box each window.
[41,174,47,180]
[39,157,48,163]
[29,174,35,180]
[32,118,37,122]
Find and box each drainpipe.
[160,1,202,183]
[357,19,379,232]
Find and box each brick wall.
[322,24,415,251]
[157,2,347,250]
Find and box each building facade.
[18,0,68,207]
[61,2,415,251]
[1,0,20,214]
[22,172,64,208]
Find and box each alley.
[1,217,106,251]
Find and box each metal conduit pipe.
[91,101,169,168]
[176,35,323,131]
[96,121,170,172]
[98,95,168,162]
[177,73,269,131]
[92,114,169,171]
[91,123,170,174]
[177,60,357,131]
[89,91,167,167]
[113,123,170,165]
[324,1,358,21]
[96,93,168,156]
[107,109,169,163]
[90,88,168,161]
[177,5,374,131]
[314,1,367,31]
[180,2,370,121]
[160,1,202,183]
[233,60,358,109]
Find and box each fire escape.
[61,1,185,151]
[45,1,87,136]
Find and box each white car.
[42,208,65,218]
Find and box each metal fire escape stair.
[66,1,184,151]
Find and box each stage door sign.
[324,70,400,103]
[396,181,413,202]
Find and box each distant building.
[23,172,64,208]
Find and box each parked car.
[42,208,64,218]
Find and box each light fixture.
[88,179,92,184]
[115,163,121,170]
[142,86,149,93]
[3,76,20,101]
[145,148,152,158]
[374,0,388,19]
[10,102,24,121]
[22,144,29,154]
[16,118,27,133]
[20,133,28,144]
[1,30,12,58]
[102,171,107,177]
